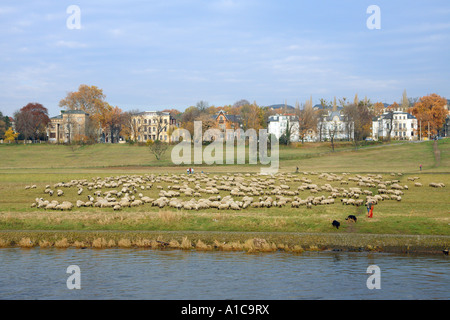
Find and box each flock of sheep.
[26,171,446,216]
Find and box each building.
[268,114,299,142]
[213,110,241,131]
[372,111,418,141]
[317,110,353,141]
[47,110,90,143]
[306,105,353,142]
[211,110,242,141]
[132,111,177,143]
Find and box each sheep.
[76,200,85,208]
[56,201,73,211]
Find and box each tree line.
[2,84,448,145]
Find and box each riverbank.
[1,230,449,255]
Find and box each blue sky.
[1,0,449,116]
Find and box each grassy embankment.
[0,139,448,253]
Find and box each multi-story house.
[267,114,299,142]
[47,109,90,143]
[316,109,353,142]
[372,111,418,141]
[211,110,242,141]
[132,111,177,143]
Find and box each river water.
[0,248,448,300]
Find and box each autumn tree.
[4,127,19,143]
[121,109,142,142]
[372,102,385,116]
[240,102,263,131]
[343,101,372,149]
[180,106,201,136]
[408,94,447,138]
[59,84,108,115]
[298,98,317,143]
[14,103,50,142]
[59,84,110,141]
[103,106,126,143]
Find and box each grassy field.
[0,139,449,252]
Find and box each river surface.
[0,248,448,300]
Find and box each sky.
[1,0,449,116]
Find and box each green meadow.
[0,139,448,252]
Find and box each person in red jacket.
[367,201,374,218]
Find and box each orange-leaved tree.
[408,94,447,137]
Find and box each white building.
[132,111,177,142]
[317,110,353,141]
[372,111,418,141]
[268,114,299,142]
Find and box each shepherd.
[367,201,374,218]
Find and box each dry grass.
[92,238,108,248]
[55,238,70,248]
[38,240,52,248]
[0,230,448,254]
[0,238,10,247]
[18,237,34,248]
[195,239,212,251]
[118,238,132,248]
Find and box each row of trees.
[3,84,448,146]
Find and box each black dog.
[332,220,340,229]
[345,215,357,222]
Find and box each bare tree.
[328,121,338,152]
[149,139,168,161]
[342,103,372,149]
[153,111,170,142]
[196,100,209,112]
[233,99,250,108]
[126,110,143,142]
